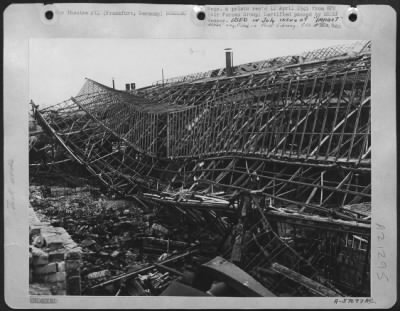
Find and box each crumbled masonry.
[29,41,371,296]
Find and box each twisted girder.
[166,69,370,161]
[34,41,371,218]
[150,40,370,86]
[40,53,370,163]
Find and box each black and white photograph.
[28,39,372,297]
[3,3,397,309]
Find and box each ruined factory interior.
[29,40,371,297]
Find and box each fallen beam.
[270,262,342,297]
[91,248,198,289]
[266,208,370,235]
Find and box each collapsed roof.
[30,40,371,296]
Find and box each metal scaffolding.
[31,40,371,296]
[33,40,371,209]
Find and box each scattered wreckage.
[29,41,371,297]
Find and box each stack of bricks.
[29,205,82,295]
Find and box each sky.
[30,39,354,107]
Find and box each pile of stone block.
[29,205,82,295]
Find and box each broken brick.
[33,262,58,275]
[65,260,81,273]
[111,250,120,258]
[80,239,96,248]
[43,235,64,251]
[65,251,81,261]
[45,272,66,283]
[66,276,81,295]
[87,270,111,280]
[57,261,65,272]
[49,251,65,262]
[32,252,49,266]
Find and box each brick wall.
[29,206,82,295]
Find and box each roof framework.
[31,40,372,297]
[34,42,371,215]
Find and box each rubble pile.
[28,41,372,297]
[29,200,82,295]
[29,186,226,295]
[30,186,146,292]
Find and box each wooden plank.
[324,72,348,159]
[268,82,284,154]
[270,262,341,297]
[305,75,327,159]
[347,69,370,161]
[335,70,360,160]
[313,74,337,158]
[289,79,308,157]
[297,76,318,159]
[322,171,353,205]
[260,79,271,154]
[273,79,292,157]
[280,79,299,157]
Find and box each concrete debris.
[29,186,224,295]
[29,202,82,295]
[29,41,372,297]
